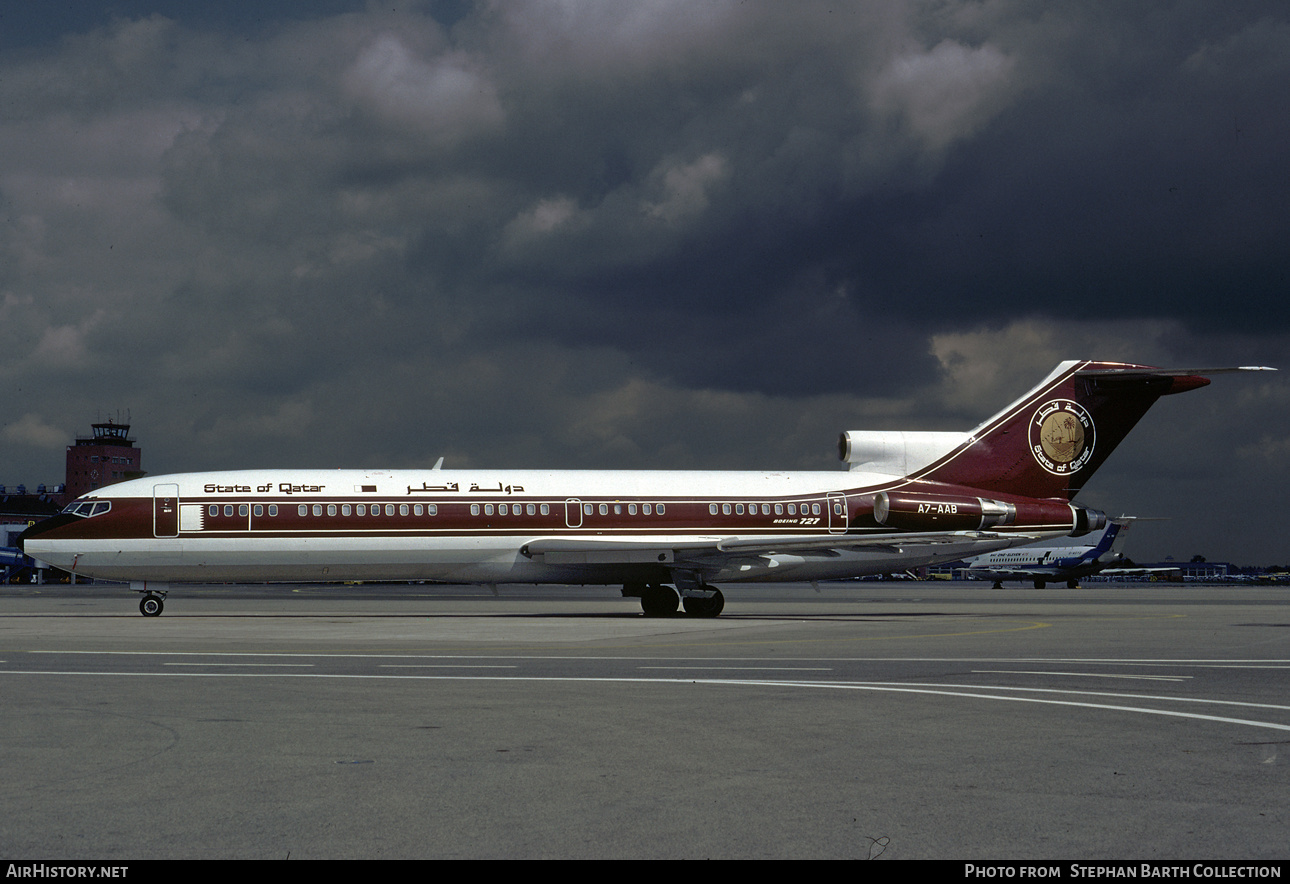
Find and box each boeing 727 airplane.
[19,361,1272,616]
[964,518,1136,588]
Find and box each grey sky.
[2,1,1286,564]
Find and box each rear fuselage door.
[827,491,848,534]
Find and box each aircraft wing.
[711,531,1047,553]
[522,530,1047,565]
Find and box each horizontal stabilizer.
[1075,366,1275,376]
[1076,365,1275,394]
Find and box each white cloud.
[929,319,1184,414]
[643,153,730,224]
[505,196,582,240]
[488,0,739,72]
[344,35,503,142]
[871,39,1015,153]
[32,323,91,366]
[2,413,67,450]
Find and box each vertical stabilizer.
[917,361,1217,500]
[1091,521,1125,557]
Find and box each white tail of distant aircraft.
[19,361,1272,616]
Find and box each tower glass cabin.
[64,422,143,498]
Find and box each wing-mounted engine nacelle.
[874,491,1106,537]
[838,430,972,475]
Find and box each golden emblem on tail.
[1030,399,1096,475]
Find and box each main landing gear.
[624,582,725,618]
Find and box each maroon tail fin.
[916,361,1213,501]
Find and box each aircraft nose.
[16,514,77,552]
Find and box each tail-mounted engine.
[873,491,1106,536]
[838,430,971,475]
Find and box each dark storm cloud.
[1,2,1286,563]
[847,9,1290,330]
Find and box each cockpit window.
[62,500,112,518]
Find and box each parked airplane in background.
[964,518,1138,588]
[20,361,1271,616]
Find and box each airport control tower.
[64,421,143,499]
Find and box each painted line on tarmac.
[4,668,1290,733]
[163,662,315,667]
[378,664,518,669]
[971,669,1193,681]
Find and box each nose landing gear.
[132,582,169,617]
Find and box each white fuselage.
[23,467,1065,586]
